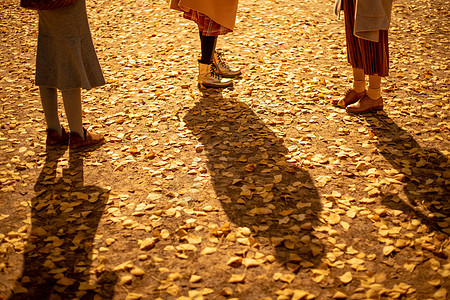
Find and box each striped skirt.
[343,0,389,76]
[183,10,232,36]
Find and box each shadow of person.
[10,144,116,300]
[362,114,450,232]
[183,93,323,268]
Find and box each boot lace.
[215,51,230,69]
[209,63,222,80]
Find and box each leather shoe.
[346,95,383,114]
[69,128,105,149]
[46,126,69,146]
[332,89,365,108]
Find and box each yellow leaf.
[292,290,311,300]
[228,274,245,283]
[125,293,143,300]
[167,272,183,281]
[190,275,202,283]
[383,245,395,256]
[30,227,47,237]
[375,272,386,283]
[427,279,441,286]
[273,174,283,183]
[177,244,197,251]
[429,258,441,271]
[284,240,296,250]
[200,247,217,255]
[346,246,358,255]
[245,164,256,172]
[78,282,97,290]
[403,262,416,272]
[242,258,260,268]
[333,291,348,299]
[280,209,294,216]
[327,213,340,225]
[346,258,364,265]
[273,272,283,281]
[113,261,133,272]
[340,221,350,231]
[227,257,243,267]
[200,288,214,295]
[339,272,353,284]
[161,229,170,239]
[280,274,296,283]
[56,277,76,286]
[131,267,145,276]
[311,269,329,283]
[187,234,202,244]
[166,284,179,296]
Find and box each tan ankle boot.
[198,61,233,89]
[212,51,242,78]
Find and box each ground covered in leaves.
[0,0,449,299]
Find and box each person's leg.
[367,74,382,100]
[198,30,232,88]
[333,68,365,107]
[346,73,383,114]
[200,34,217,64]
[61,88,84,137]
[61,88,104,148]
[333,0,365,108]
[39,87,62,135]
[212,42,241,78]
[39,87,70,146]
[346,29,388,114]
[353,68,366,93]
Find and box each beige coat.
[334,0,392,42]
[170,0,238,31]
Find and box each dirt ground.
[0,0,449,299]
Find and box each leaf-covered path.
[1,0,449,299]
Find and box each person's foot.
[198,61,233,89]
[346,94,383,114]
[46,126,69,146]
[332,89,365,108]
[212,51,242,78]
[69,128,105,149]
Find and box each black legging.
[199,31,217,64]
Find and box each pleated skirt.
[343,0,389,76]
[35,0,105,90]
[183,10,232,36]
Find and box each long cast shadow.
[10,145,116,299]
[363,114,449,232]
[184,94,323,267]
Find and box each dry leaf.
[339,272,353,284]
[229,274,245,283]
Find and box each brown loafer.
[69,128,105,149]
[332,89,365,108]
[46,126,69,146]
[346,95,383,114]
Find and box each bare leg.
[61,88,84,138]
[39,86,61,135]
